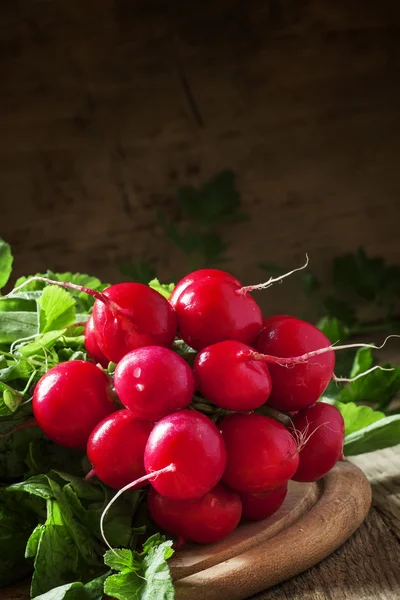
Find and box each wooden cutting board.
[5,462,370,600]
[171,461,371,600]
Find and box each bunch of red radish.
[31,267,345,546]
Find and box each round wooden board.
[173,461,371,600]
[4,462,370,600]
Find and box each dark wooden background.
[1,0,400,314]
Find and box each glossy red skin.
[220,413,299,493]
[175,279,263,351]
[33,361,115,448]
[114,346,195,421]
[144,410,227,500]
[194,340,272,411]
[289,403,345,482]
[84,315,109,368]
[147,484,242,544]
[256,316,335,411]
[87,409,153,489]
[240,482,288,521]
[169,269,240,308]
[92,283,177,363]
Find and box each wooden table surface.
[252,446,400,600]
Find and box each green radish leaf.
[32,573,109,600]
[40,286,76,333]
[104,548,141,572]
[316,317,350,344]
[30,499,79,598]
[0,382,22,415]
[0,237,13,290]
[0,408,44,481]
[25,441,86,478]
[54,472,104,502]
[338,358,400,409]
[343,414,400,455]
[8,474,54,500]
[19,329,67,357]
[104,534,174,600]
[328,400,385,436]
[349,347,374,377]
[0,311,38,344]
[148,279,175,300]
[26,523,45,558]
[0,505,36,587]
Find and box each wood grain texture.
[170,480,319,580]
[257,506,400,600]
[1,0,400,317]
[174,461,371,600]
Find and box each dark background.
[1,0,400,316]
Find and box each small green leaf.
[40,286,76,333]
[0,504,36,587]
[343,414,400,455]
[349,347,374,378]
[32,573,110,600]
[104,535,175,600]
[148,279,175,300]
[19,330,66,357]
[104,548,141,572]
[0,237,13,290]
[30,499,79,598]
[0,311,38,344]
[330,400,385,436]
[338,355,400,409]
[7,474,54,499]
[316,317,350,344]
[26,524,45,558]
[0,383,22,415]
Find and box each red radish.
[220,413,299,493]
[194,340,272,411]
[33,361,115,448]
[147,484,242,544]
[87,409,153,489]
[84,315,109,368]
[92,283,177,363]
[169,269,240,308]
[255,316,335,411]
[114,346,195,421]
[4,275,177,364]
[174,278,263,351]
[144,410,227,500]
[240,482,288,521]
[289,402,345,482]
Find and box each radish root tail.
[100,463,176,553]
[238,254,309,295]
[243,335,400,366]
[332,364,395,383]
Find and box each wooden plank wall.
[1,0,400,314]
